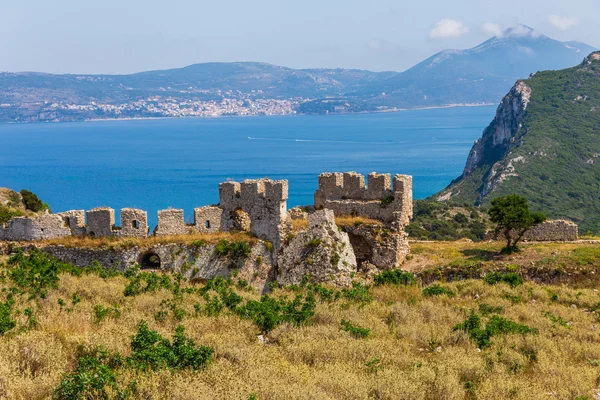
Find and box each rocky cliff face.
[435,52,600,232]
[462,81,531,177]
[437,79,532,203]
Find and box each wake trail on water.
[247,136,399,144]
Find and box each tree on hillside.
[488,195,546,253]
[20,189,49,213]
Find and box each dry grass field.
[1,241,600,399]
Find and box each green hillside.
[436,52,600,233]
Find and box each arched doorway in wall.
[139,251,161,270]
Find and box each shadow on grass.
[461,248,498,261]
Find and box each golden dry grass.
[39,231,255,250]
[1,242,600,399]
[334,215,383,228]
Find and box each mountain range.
[0,24,596,122]
[435,51,600,232]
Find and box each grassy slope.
[1,242,600,399]
[444,55,600,233]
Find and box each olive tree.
[488,195,546,253]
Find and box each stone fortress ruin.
[0,171,579,289]
[0,178,290,249]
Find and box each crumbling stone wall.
[0,213,71,241]
[313,172,412,269]
[314,172,413,229]
[155,209,189,236]
[342,224,410,269]
[86,208,115,237]
[193,206,222,233]
[116,208,148,238]
[521,220,578,242]
[219,178,289,249]
[37,241,275,292]
[57,210,86,236]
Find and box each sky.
[0,0,599,74]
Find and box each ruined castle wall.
[155,209,189,236]
[117,208,148,238]
[0,213,71,241]
[193,206,222,233]
[57,210,86,236]
[86,208,115,237]
[314,172,412,229]
[522,220,578,242]
[38,241,275,292]
[342,224,410,268]
[219,179,288,249]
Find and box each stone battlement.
[0,178,291,246]
[315,172,413,228]
[219,178,288,249]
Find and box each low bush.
[341,282,373,304]
[238,293,316,333]
[454,311,538,348]
[93,304,122,324]
[374,269,416,286]
[123,272,173,297]
[129,321,214,371]
[422,284,455,297]
[0,204,24,224]
[483,272,524,288]
[53,346,126,400]
[340,319,370,338]
[215,240,252,260]
[0,297,16,335]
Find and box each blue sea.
[0,106,496,227]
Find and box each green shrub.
[0,297,16,335]
[306,238,323,248]
[53,346,125,400]
[374,270,416,286]
[330,253,340,266]
[543,311,569,327]
[93,304,122,324]
[237,293,316,333]
[478,303,503,316]
[215,240,252,260]
[454,311,538,348]
[123,272,173,297]
[190,240,207,248]
[0,204,24,224]
[340,319,370,338]
[20,189,48,212]
[483,272,524,288]
[129,321,213,371]
[422,284,455,297]
[341,282,373,304]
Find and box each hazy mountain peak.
[501,24,544,39]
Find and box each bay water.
[0,106,496,227]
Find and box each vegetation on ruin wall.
[1,243,600,398]
[406,200,491,241]
[0,188,49,224]
[444,56,600,233]
[41,231,256,250]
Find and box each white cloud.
[429,19,469,39]
[504,24,541,38]
[548,15,579,31]
[481,22,503,37]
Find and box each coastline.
[0,103,495,125]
